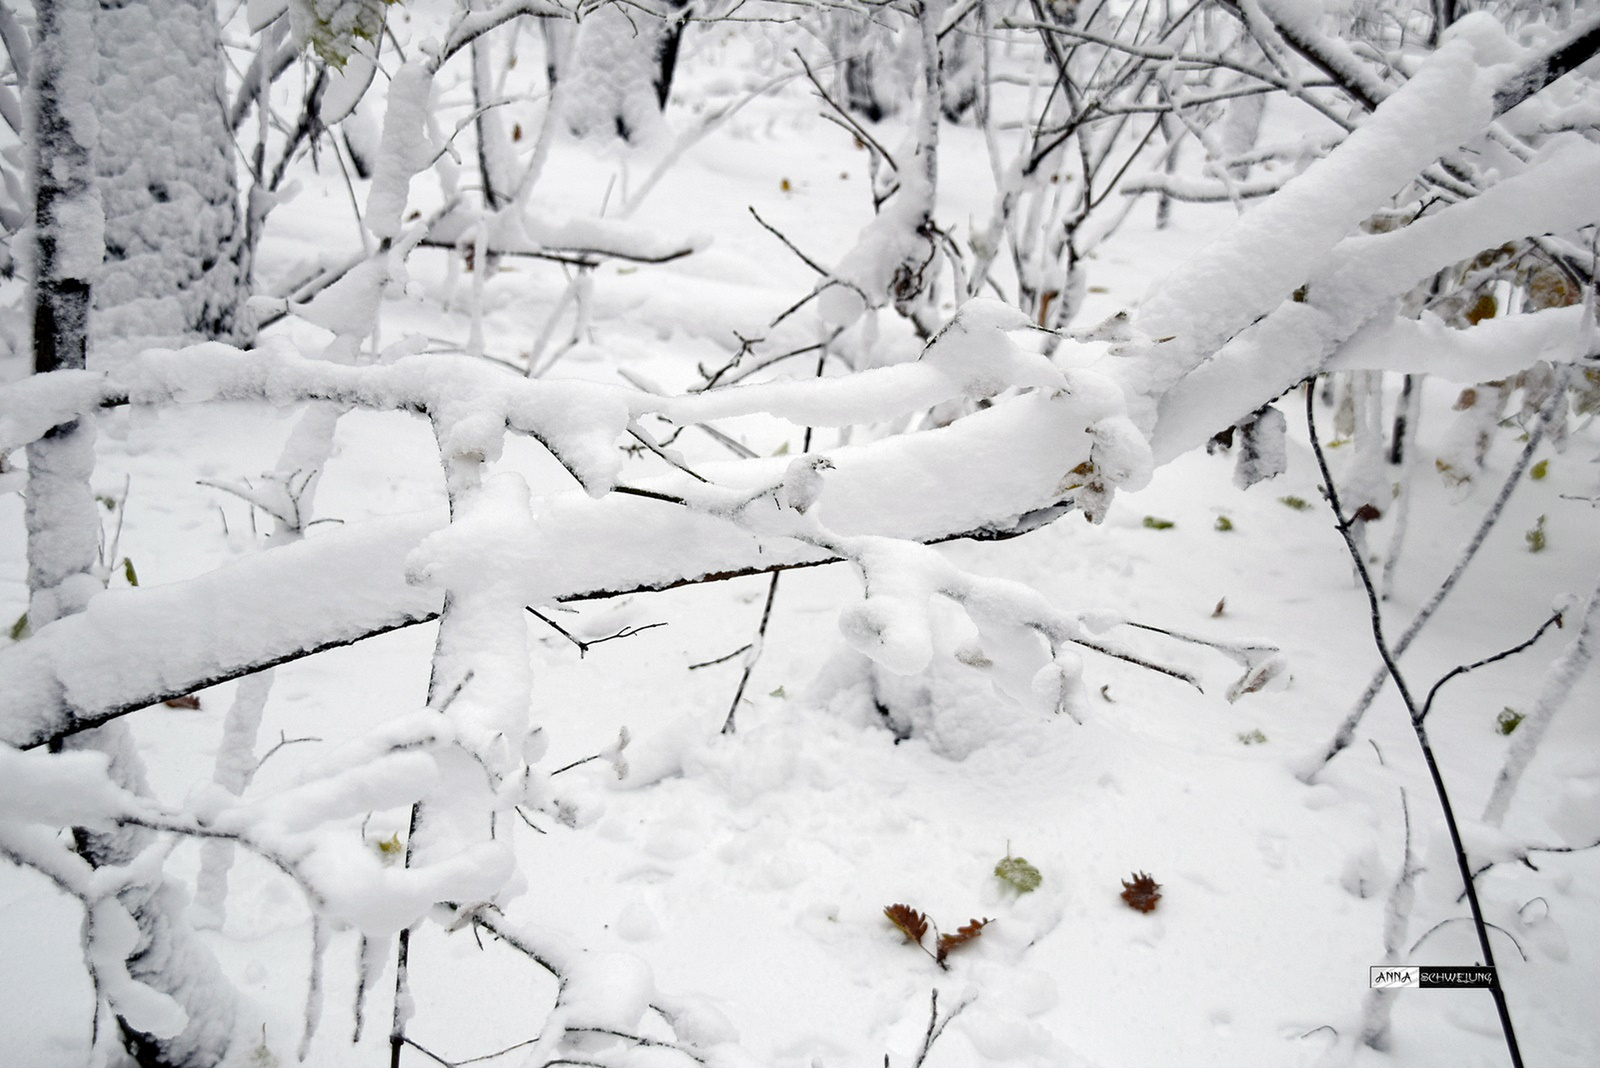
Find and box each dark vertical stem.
[1304,381,1522,1068]
[1388,373,1414,465]
[720,572,781,735]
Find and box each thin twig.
[721,572,782,735]
[1419,609,1565,722]
[688,644,751,670]
[749,206,830,275]
[1304,379,1524,1068]
[526,606,666,658]
[1407,917,1528,963]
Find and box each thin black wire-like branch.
[1466,834,1600,889]
[721,572,783,735]
[688,643,752,670]
[526,606,666,658]
[749,206,830,276]
[1304,378,1524,1068]
[794,50,898,170]
[627,426,710,483]
[1407,917,1528,963]
[1419,609,1565,723]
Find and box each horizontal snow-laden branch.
[1324,304,1596,380]
[0,300,1088,477]
[0,363,1134,748]
[1119,171,1290,202]
[1145,135,1600,461]
[1131,31,1510,387]
[426,207,707,265]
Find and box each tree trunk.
[30,5,242,1063]
[92,0,248,361]
[548,0,690,142]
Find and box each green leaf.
[121,557,139,587]
[9,612,29,642]
[1530,459,1548,481]
[1237,729,1267,745]
[96,494,117,511]
[1526,514,1547,553]
[994,855,1043,893]
[1279,495,1309,511]
[1214,515,1234,531]
[768,685,787,699]
[374,833,405,864]
[772,441,790,456]
[1142,516,1175,530]
[1496,708,1524,736]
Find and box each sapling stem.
[1304,379,1523,1068]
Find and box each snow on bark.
[93,0,248,358]
[407,471,544,771]
[1129,28,1508,398]
[0,377,1135,749]
[1232,405,1286,490]
[1144,133,1600,462]
[62,723,239,1067]
[365,62,437,241]
[428,204,708,264]
[552,1,684,143]
[191,670,275,929]
[0,511,441,749]
[1324,304,1595,380]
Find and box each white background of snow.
[2,4,1599,1068]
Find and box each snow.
[4,5,1600,1068]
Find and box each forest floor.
[3,17,1600,1068]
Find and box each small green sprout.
[1279,495,1310,511]
[1142,516,1176,530]
[1237,729,1268,745]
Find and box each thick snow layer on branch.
[0,823,189,1038]
[0,373,1132,745]
[1325,305,1595,379]
[1132,30,1508,387]
[365,63,435,241]
[818,166,935,329]
[0,513,441,748]
[430,208,708,264]
[0,745,146,827]
[211,751,440,836]
[1147,134,1600,461]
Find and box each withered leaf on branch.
[935,918,991,963]
[884,903,930,945]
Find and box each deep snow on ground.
[4,11,1600,1068]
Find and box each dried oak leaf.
[164,695,202,710]
[1121,871,1162,913]
[884,904,930,945]
[935,918,991,964]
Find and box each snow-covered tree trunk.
[28,0,102,628]
[550,0,689,142]
[28,5,242,1063]
[92,0,248,361]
